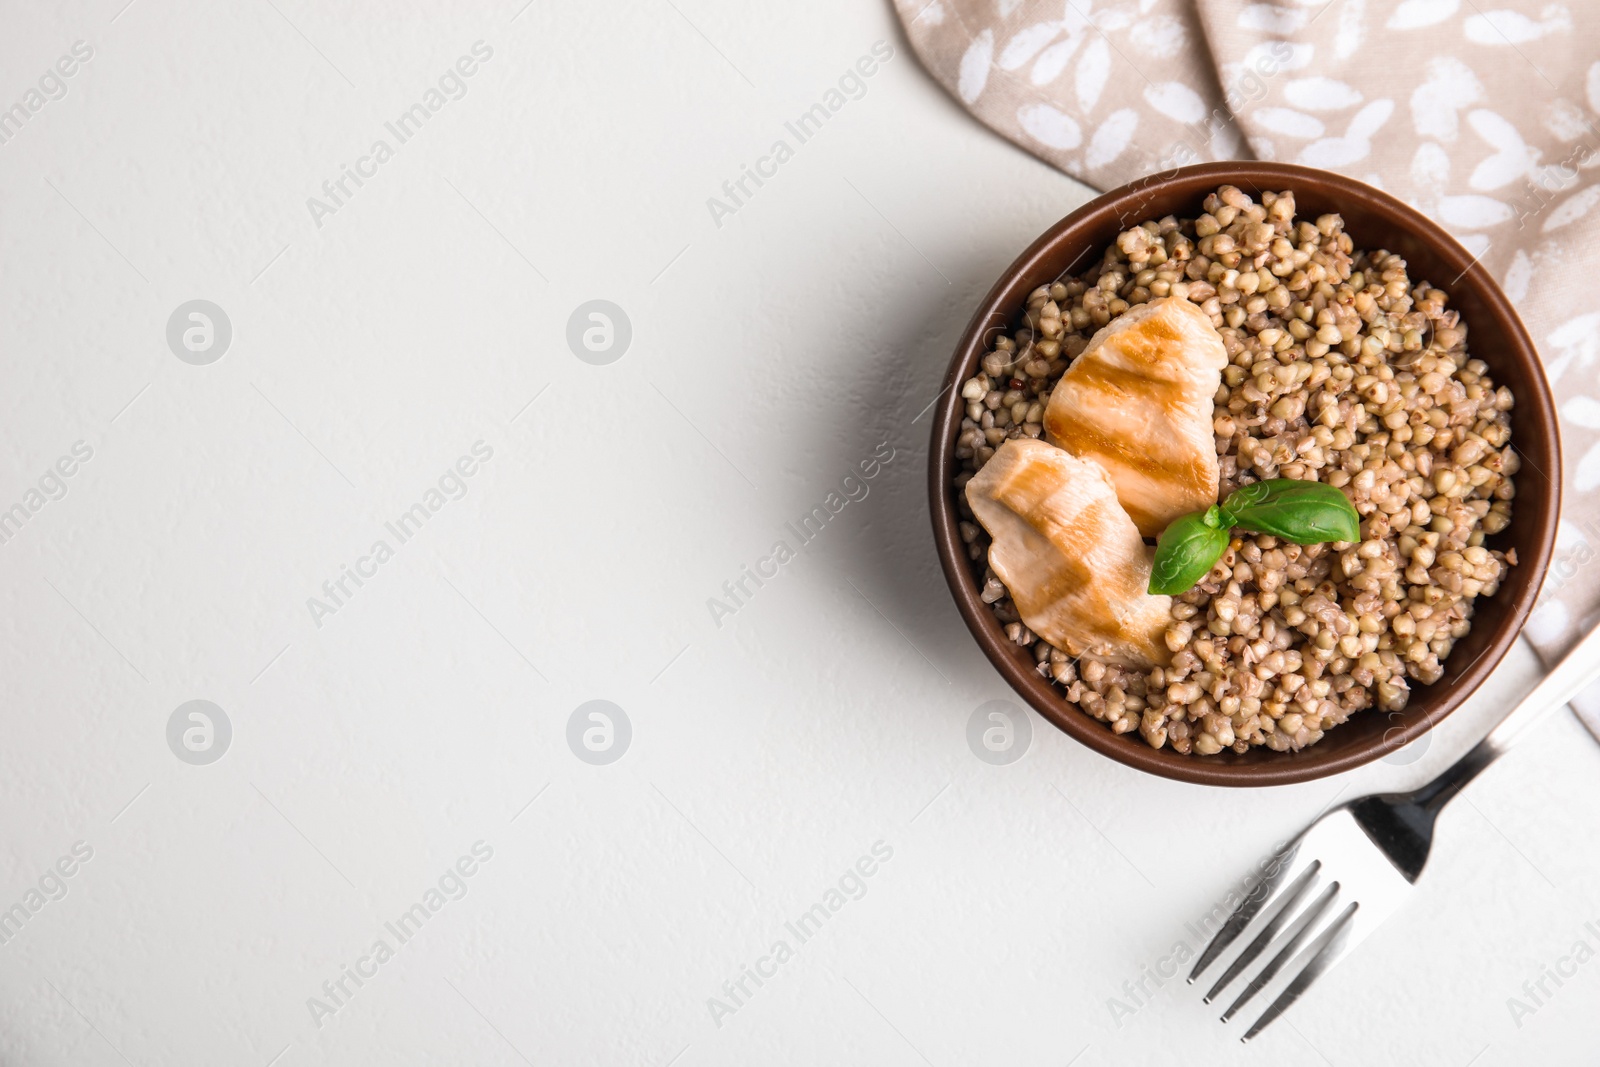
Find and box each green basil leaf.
[1221,478,1361,544]
[1149,512,1231,596]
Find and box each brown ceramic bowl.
[930,162,1561,787]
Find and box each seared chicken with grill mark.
[966,439,1172,669]
[1043,297,1227,538]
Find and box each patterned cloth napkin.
[896,0,1600,728]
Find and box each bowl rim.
[928,161,1562,787]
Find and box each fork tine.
[1240,900,1361,1042]
[1219,880,1341,1023]
[1201,862,1321,1004]
[1188,839,1306,984]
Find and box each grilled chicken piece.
[1044,296,1228,537]
[966,439,1172,669]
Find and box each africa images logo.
[967,700,1031,766]
[304,41,494,229]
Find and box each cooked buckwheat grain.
[953,186,1517,756]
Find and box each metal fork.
[1190,617,1600,1041]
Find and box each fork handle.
[1410,615,1600,817]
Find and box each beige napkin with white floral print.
[896,0,1600,730]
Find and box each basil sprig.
[1218,479,1363,544]
[1150,507,1231,596]
[1148,480,1361,596]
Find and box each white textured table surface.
[1,2,1595,1065]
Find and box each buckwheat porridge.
[953,185,1518,756]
